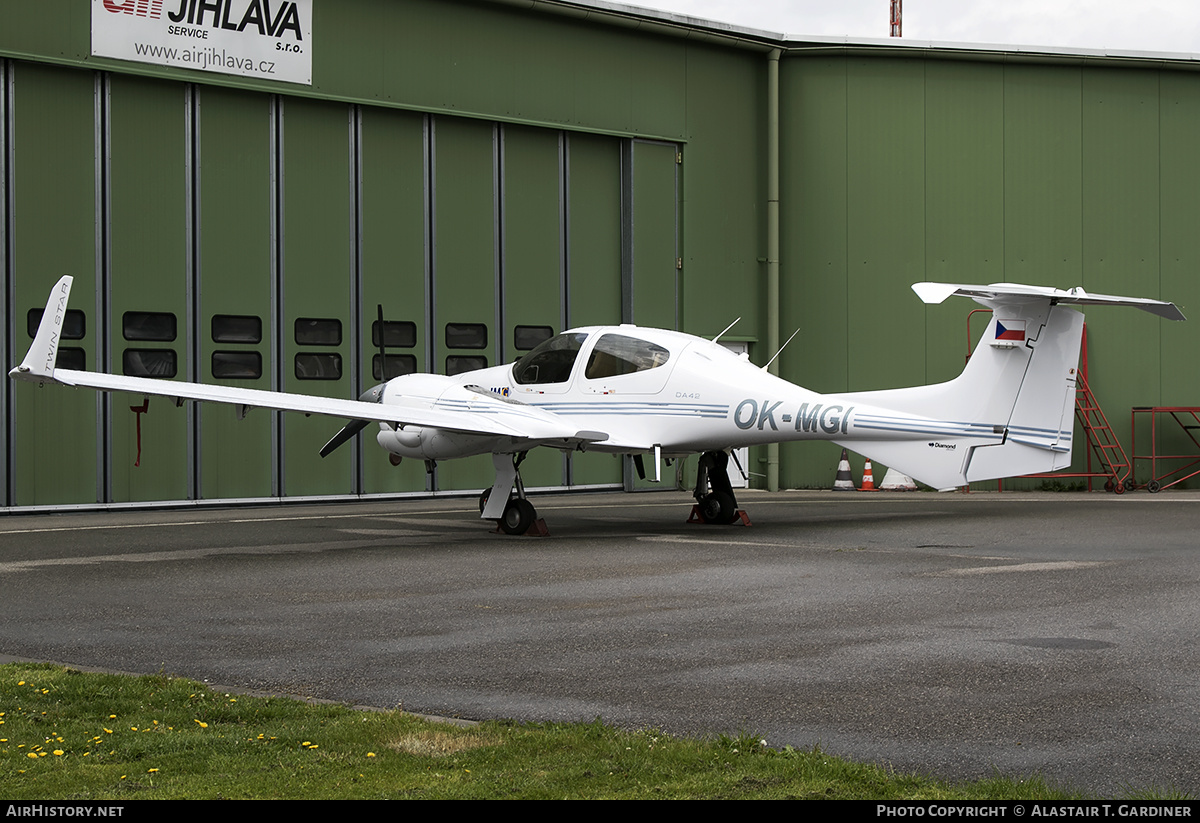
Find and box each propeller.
[318,383,385,457]
[319,304,391,459]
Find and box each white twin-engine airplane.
[12,276,1185,533]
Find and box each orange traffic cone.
[832,448,856,491]
[859,459,878,491]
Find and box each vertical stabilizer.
[9,275,73,383]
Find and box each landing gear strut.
[692,450,741,525]
[480,452,544,535]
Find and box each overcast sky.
[625,0,1200,54]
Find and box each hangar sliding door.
[565,133,623,487]
[430,116,496,493]
[359,106,429,495]
[196,87,274,500]
[106,75,190,504]
[279,98,355,497]
[625,138,680,490]
[501,124,565,489]
[8,64,99,506]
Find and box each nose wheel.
[480,453,548,535]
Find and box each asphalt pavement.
[1,488,1197,795]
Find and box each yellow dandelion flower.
[109,715,116,719]
[302,741,312,747]
[17,681,24,686]
[367,752,376,757]
[26,752,37,759]
[53,750,64,756]
[194,720,208,728]
[104,728,112,734]
[147,768,158,773]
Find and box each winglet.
[10,275,73,383]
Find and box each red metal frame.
[1129,407,1200,492]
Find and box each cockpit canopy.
[512,330,672,386]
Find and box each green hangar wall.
[777,54,1200,490]
[1,0,1197,509]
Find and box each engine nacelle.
[376,424,504,460]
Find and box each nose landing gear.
[480,452,548,535]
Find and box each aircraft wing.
[912,281,1186,321]
[10,276,605,448]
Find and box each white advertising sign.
[92,0,313,86]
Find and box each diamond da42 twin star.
[12,276,1184,532]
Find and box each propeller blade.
[319,418,371,458]
[318,383,387,458]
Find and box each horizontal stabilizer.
[912,281,1185,321]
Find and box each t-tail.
[836,282,1185,490]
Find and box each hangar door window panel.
[212,314,263,344]
[514,325,554,351]
[123,349,177,378]
[27,308,87,340]
[583,333,672,395]
[445,322,487,350]
[54,348,88,371]
[212,351,263,380]
[295,318,342,346]
[373,354,418,381]
[373,320,417,349]
[123,311,177,342]
[294,353,342,380]
[445,356,487,376]
[512,332,586,387]
[27,308,88,371]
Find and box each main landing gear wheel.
[692,450,743,525]
[499,498,537,535]
[699,490,737,525]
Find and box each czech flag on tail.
[995,319,1025,343]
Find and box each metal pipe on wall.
[766,48,781,492]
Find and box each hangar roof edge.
[497,0,1200,67]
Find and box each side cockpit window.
[584,334,670,380]
[512,332,588,385]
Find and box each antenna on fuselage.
[761,327,801,371]
[712,317,741,343]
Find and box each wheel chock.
[492,518,551,536]
[686,505,752,526]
